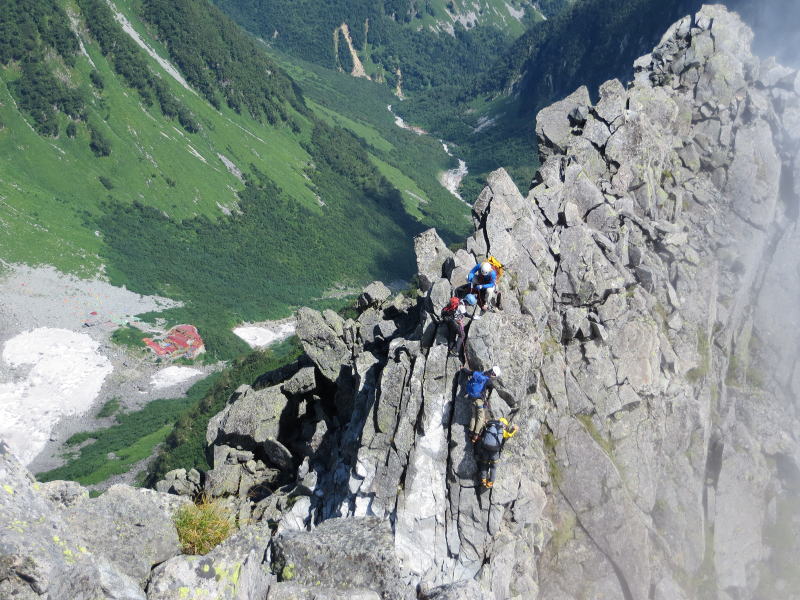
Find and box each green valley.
[0,0,470,358]
[215,0,554,92]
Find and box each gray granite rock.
[147,522,274,600]
[61,485,187,585]
[271,518,414,600]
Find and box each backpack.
[441,296,460,322]
[487,256,505,281]
[466,371,490,398]
[481,420,504,452]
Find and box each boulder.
[414,229,453,292]
[38,480,88,508]
[536,86,591,157]
[155,468,202,497]
[358,281,391,310]
[420,579,484,600]
[0,441,132,597]
[296,307,351,382]
[268,584,380,599]
[61,485,188,585]
[271,517,414,600]
[148,522,274,600]
[282,366,317,397]
[47,558,146,600]
[206,384,287,455]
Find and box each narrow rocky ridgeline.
[3,5,800,599]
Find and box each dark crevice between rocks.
[778,162,799,222]
[475,187,493,255]
[443,364,459,552]
[730,206,769,232]
[774,453,800,494]
[700,431,724,592]
[559,489,636,600]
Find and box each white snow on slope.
[439,159,469,202]
[106,0,193,92]
[234,322,296,348]
[0,329,113,465]
[150,366,203,390]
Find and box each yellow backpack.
[487,256,505,280]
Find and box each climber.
[441,294,477,358]
[476,417,519,489]
[463,366,501,443]
[466,261,497,314]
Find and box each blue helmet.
[464,293,478,306]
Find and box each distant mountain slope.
[396,0,705,197]
[214,0,559,92]
[0,0,468,358]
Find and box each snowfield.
[150,366,204,390]
[234,321,296,348]
[0,328,113,465]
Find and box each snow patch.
[472,115,497,134]
[505,2,525,20]
[387,105,427,135]
[106,0,193,92]
[218,153,243,181]
[66,8,96,68]
[150,366,203,390]
[405,190,428,204]
[234,322,296,348]
[187,145,207,163]
[439,160,469,202]
[0,329,113,465]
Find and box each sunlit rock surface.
[2,6,800,599]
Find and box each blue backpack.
[481,420,504,452]
[466,371,490,398]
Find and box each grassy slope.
[7,0,468,487]
[1,0,469,359]
[0,0,317,276]
[36,374,219,486]
[272,50,471,239]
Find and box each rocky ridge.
[2,5,800,599]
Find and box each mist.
[727,0,800,67]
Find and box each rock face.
[270,518,414,600]
[3,6,800,600]
[0,441,184,599]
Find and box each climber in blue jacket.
[462,366,501,443]
[467,262,497,313]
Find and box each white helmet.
[490,366,501,377]
[480,262,492,276]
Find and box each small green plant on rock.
[96,397,121,419]
[174,497,233,555]
[543,431,562,487]
[576,413,614,455]
[686,329,710,383]
[281,562,296,581]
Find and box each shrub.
[88,123,112,156]
[174,497,233,555]
[90,70,104,89]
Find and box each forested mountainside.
[215,0,710,203]
[0,0,469,358]
[396,0,707,198]
[214,0,561,92]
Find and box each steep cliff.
[2,5,799,600]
